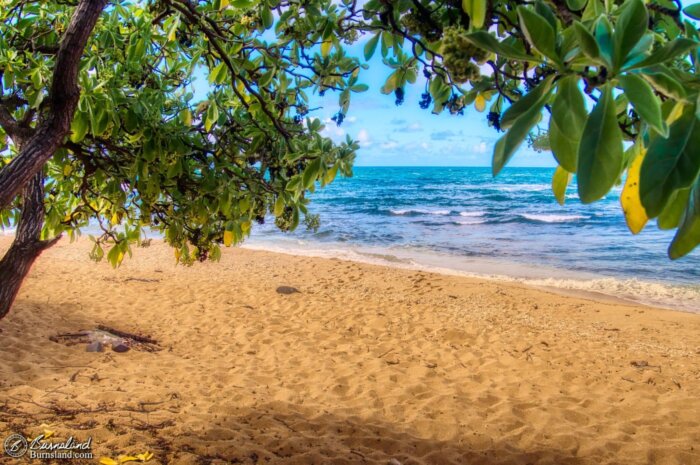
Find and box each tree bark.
[0,0,108,209]
[0,172,60,319]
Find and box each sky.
[309,41,556,168]
[193,2,700,168]
[191,35,556,168]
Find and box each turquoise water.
[249,167,700,311]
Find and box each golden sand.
[0,237,698,464]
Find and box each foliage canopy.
[1,0,699,267]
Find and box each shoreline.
[2,229,698,313]
[1,237,699,464]
[241,238,700,314]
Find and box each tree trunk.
[0,0,108,209]
[0,173,60,319]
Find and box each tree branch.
[0,0,108,209]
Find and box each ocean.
[246,166,700,312]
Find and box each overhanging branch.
[0,0,108,209]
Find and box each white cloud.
[356,128,372,147]
[473,141,488,154]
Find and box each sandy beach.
[0,237,698,465]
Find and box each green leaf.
[274,195,285,216]
[517,7,559,64]
[641,66,687,102]
[683,4,700,20]
[205,103,219,131]
[577,84,624,203]
[492,92,549,175]
[258,68,275,87]
[380,31,393,57]
[535,0,558,31]
[582,0,604,21]
[566,0,587,11]
[621,33,654,69]
[179,108,192,126]
[625,38,698,71]
[302,157,322,188]
[573,21,600,60]
[462,0,486,29]
[669,176,700,259]
[594,16,614,66]
[613,0,648,70]
[70,111,89,143]
[500,75,554,129]
[261,7,273,30]
[658,188,690,230]
[464,31,538,62]
[323,163,339,185]
[549,76,587,173]
[364,33,380,61]
[618,74,666,136]
[209,62,227,85]
[552,165,571,205]
[640,104,700,217]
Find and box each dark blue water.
[250,167,699,298]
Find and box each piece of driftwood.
[51,326,159,352]
[96,324,157,344]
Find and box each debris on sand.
[276,286,300,295]
[50,325,159,353]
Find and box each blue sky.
[190,36,555,168]
[310,41,556,168]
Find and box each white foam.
[524,277,700,313]
[521,213,588,223]
[455,219,487,225]
[459,211,486,217]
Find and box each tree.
[0,0,698,319]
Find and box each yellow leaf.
[180,109,192,126]
[321,40,332,57]
[551,165,571,206]
[241,220,251,235]
[99,458,119,465]
[136,451,154,462]
[666,102,684,125]
[174,248,182,263]
[220,0,229,9]
[620,146,648,234]
[223,230,234,247]
[119,456,139,463]
[111,212,119,224]
[63,164,72,177]
[474,94,486,112]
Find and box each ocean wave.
[498,183,551,192]
[389,208,451,216]
[459,211,486,217]
[520,213,588,223]
[525,277,700,312]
